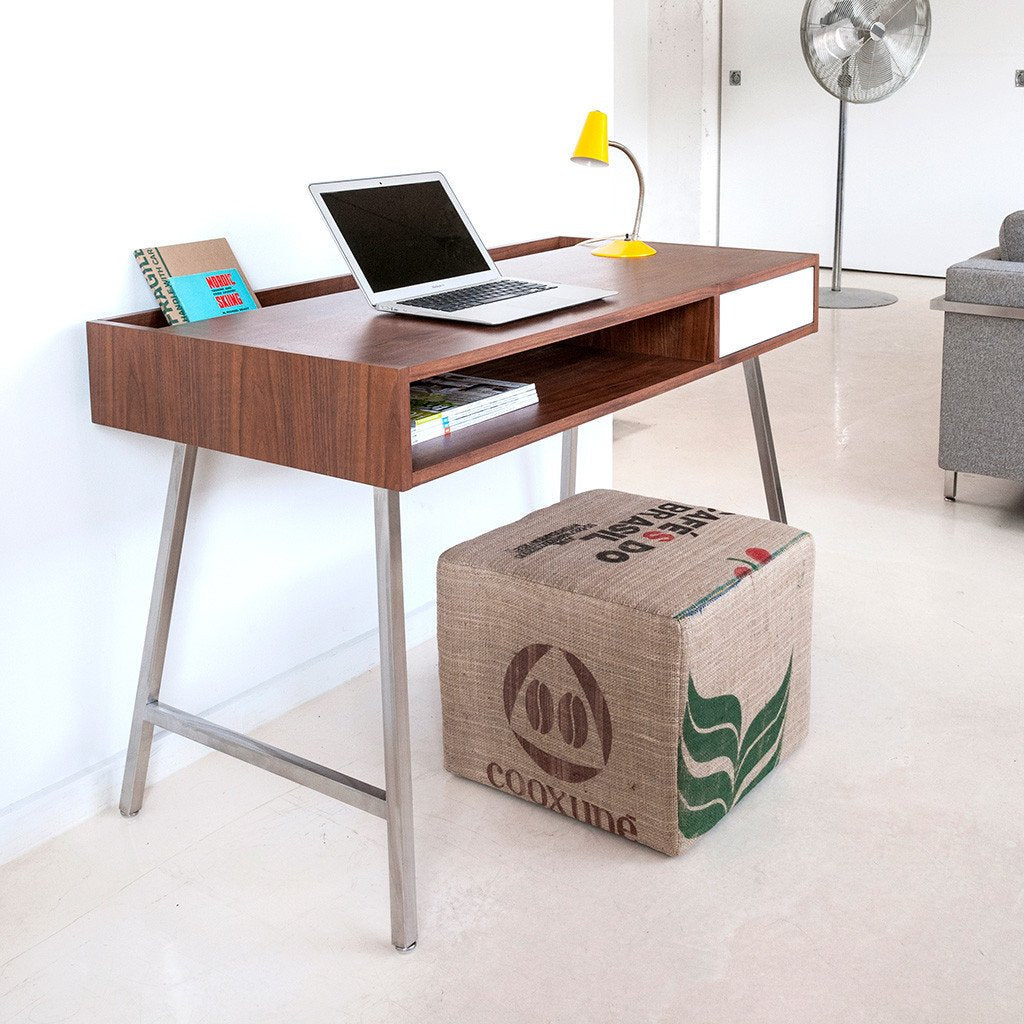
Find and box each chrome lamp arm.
[609,140,645,241]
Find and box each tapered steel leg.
[944,471,958,502]
[373,488,418,953]
[743,357,787,524]
[560,427,579,500]
[120,443,198,816]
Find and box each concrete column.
[614,0,722,245]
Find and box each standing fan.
[800,0,931,308]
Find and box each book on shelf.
[134,237,259,326]
[410,373,538,445]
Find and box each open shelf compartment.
[408,298,717,485]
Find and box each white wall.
[614,0,723,245]
[720,0,1024,276]
[0,0,615,862]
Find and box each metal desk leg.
[373,488,418,952]
[120,443,198,816]
[560,427,579,500]
[742,357,787,524]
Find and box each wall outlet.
[1016,69,1024,87]
[730,70,742,86]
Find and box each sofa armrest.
[945,251,1024,307]
[930,295,1024,321]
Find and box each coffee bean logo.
[525,678,554,734]
[503,644,613,783]
[558,692,588,748]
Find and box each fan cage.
[800,0,932,104]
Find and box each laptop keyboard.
[400,279,556,312]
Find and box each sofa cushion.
[999,211,1024,262]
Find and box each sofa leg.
[944,471,958,502]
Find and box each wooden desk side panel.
[87,322,410,489]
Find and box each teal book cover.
[165,268,257,322]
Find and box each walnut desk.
[87,237,819,952]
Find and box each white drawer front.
[719,267,815,358]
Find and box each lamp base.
[592,238,657,259]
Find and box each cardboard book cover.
[134,238,260,325]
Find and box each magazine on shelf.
[410,373,538,445]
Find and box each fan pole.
[831,99,847,293]
[819,99,898,309]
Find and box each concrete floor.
[1,271,1022,1023]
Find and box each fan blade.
[819,2,849,26]
[811,18,865,64]
[886,4,921,36]
[880,33,918,80]
[875,0,917,34]
[848,0,875,25]
[853,38,894,92]
[821,1,871,27]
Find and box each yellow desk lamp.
[571,110,656,258]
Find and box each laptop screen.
[319,180,491,294]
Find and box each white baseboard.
[0,601,438,867]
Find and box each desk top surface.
[157,242,815,378]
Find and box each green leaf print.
[677,654,793,839]
[734,655,791,799]
[682,679,741,767]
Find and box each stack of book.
[410,373,538,445]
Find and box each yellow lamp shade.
[571,110,609,166]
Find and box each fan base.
[819,286,898,309]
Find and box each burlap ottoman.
[436,488,814,856]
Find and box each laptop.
[309,172,616,325]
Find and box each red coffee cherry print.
[733,565,752,578]
[558,693,589,748]
[746,547,772,564]
[525,678,554,734]
[642,530,675,542]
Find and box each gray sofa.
[938,212,1024,500]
